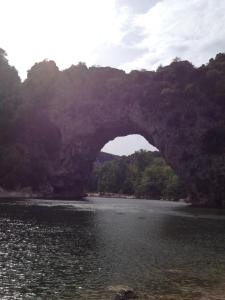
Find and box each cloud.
[0,0,129,79]
[2,0,225,78]
[116,0,162,14]
[118,0,225,72]
[94,43,148,67]
[100,0,225,153]
[93,0,163,68]
[121,26,147,47]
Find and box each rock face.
[107,285,138,299]
[3,55,225,207]
[114,288,137,299]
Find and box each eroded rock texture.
[2,55,225,207]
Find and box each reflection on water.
[0,197,224,299]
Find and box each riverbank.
[0,188,186,202]
[87,192,188,203]
[0,187,36,198]
[0,187,85,200]
[0,189,135,201]
[87,192,136,199]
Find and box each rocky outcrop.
[107,285,138,299]
[114,288,137,299]
[1,55,225,207]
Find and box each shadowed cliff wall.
[1,54,225,207]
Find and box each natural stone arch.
[7,55,225,207]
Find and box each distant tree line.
[88,150,187,200]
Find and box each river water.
[0,197,224,299]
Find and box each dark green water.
[0,197,224,299]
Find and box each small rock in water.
[114,287,138,299]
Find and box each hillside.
[96,152,120,164]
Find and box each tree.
[88,150,187,200]
[0,48,22,189]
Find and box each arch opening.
[87,134,187,201]
[101,134,158,156]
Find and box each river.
[0,197,224,299]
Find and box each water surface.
[0,197,224,299]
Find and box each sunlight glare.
[0,0,125,78]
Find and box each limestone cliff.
[1,55,225,207]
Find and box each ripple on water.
[0,198,224,299]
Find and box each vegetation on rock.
[0,47,224,207]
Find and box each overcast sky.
[1,0,225,155]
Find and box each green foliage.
[0,46,225,198]
[0,48,21,129]
[0,49,22,188]
[88,150,187,200]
